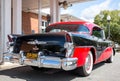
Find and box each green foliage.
[94,10,120,44]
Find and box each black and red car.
[5,21,115,76]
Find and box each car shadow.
[0,62,106,81]
[0,66,77,81]
[93,61,105,70]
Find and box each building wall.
[22,11,47,34]
[22,12,38,34]
[22,12,81,34]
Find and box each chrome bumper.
[4,52,78,71]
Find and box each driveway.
[0,52,120,81]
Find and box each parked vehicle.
[5,21,115,76]
[115,43,120,51]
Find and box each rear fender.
[7,34,20,42]
[72,46,96,67]
[7,34,21,53]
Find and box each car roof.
[49,21,101,32]
[50,21,99,29]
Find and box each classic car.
[5,21,115,77]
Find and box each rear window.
[46,24,79,32]
[77,25,89,33]
[46,24,89,33]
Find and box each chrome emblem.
[27,40,47,45]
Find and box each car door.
[92,26,108,59]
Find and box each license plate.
[26,53,38,59]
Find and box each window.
[46,24,79,32]
[42,21,48,27]
[77,25,89,33]
[50,29,68,33]
[45,22,48,27]
[46,24,90,33]
[92,27,102,38]
[42,21,44,26]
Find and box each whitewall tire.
[76,51,93,77]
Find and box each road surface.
[0,52,120,81]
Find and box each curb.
[0,62,20,69]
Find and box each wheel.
[106,50,114,63]
[76,51,93,77]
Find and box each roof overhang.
[22,0,94,11]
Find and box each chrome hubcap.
[85,52,93,74]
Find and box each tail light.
[64,42,74,57]
[66,33,72,42]
[7,35,14,48]
[8,35,13,42]
[64,33,74,57]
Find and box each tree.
[94,10,120,44]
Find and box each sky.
[42,0,120,22]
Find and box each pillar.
[12,0,22,34]
[38,0,42,33]
[0,0,11,63]
[50,0,60,23]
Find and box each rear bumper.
[4,52,78,71]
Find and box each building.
[61,14,83,22]
[22,11,48,34]
[22,11,82,34]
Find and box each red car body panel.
[72,46,91,67]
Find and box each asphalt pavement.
[0,52,120,81]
